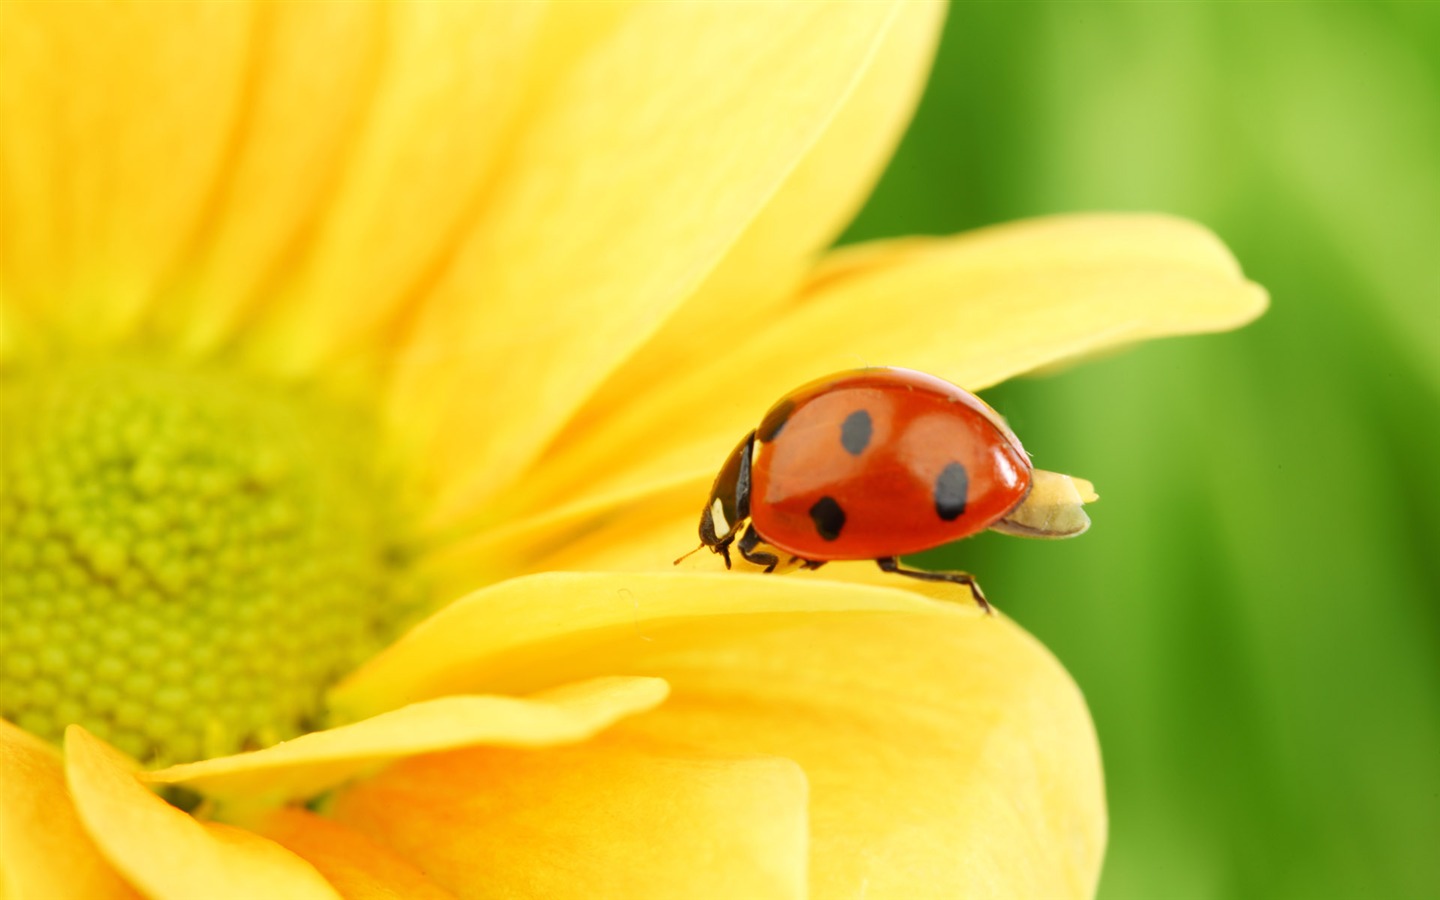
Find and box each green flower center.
[0,358,419,765]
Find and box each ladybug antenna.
[673,543,705,566]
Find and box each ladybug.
[686,367,1095,612]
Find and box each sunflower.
[0,2,1265,898]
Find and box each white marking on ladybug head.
[710,498,730,536]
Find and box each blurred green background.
[843,3,1440,898]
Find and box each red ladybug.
[688,367,1094,612]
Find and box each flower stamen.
[0,358,419,765]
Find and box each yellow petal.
[388,1,907,524]
[329,734,808,900]
[497,213,1268,525]
[492,476,709,576]
[63,726,340,900]
[418,480,694,602]
[553,0,946,452]
[147,676,666,804]
[162,1,388,356]
[721,212,1267,388]
[0,293,40,370]
[241,1,549,375]
[332,571,957,718]
[0,720,138,900]
[0,0,252,344]
[614,612,1105,898]
[258,809,457,900]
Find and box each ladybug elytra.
[687,367,1096,613]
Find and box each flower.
[0,2,1266,898]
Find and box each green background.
[844,3,1440,898]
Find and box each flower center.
[0,358,418,765]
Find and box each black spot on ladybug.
[757,399,795,443]
[934,462,969,521]
[809,496,846,541]
[840,409,872,456]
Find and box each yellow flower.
[0,2,1266,898]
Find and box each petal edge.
[64,727,340,900]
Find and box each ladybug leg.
[737,524,780,574]
[795,558,826,571]
[874,557,992,615]
[716,537,733,570]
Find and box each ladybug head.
[698,430,755,554]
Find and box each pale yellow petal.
[258,809,458,900]
[161,1,387,356]
[553,0,946,451]
[0,720,139,900]
[412,475,695,603]
[147,676,666,804]
[333,571,956,718]
[388,1,907,525]
[497,213,1267,525]
[0,0,252,343]
[529,482,739,576]
[242,1,549,376]
[0,294,40,370]
[438,474,701,587]
[992,469,1097,539]
[63,727,341,900]
[614,613,1105,898]
[330,735,808,900]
